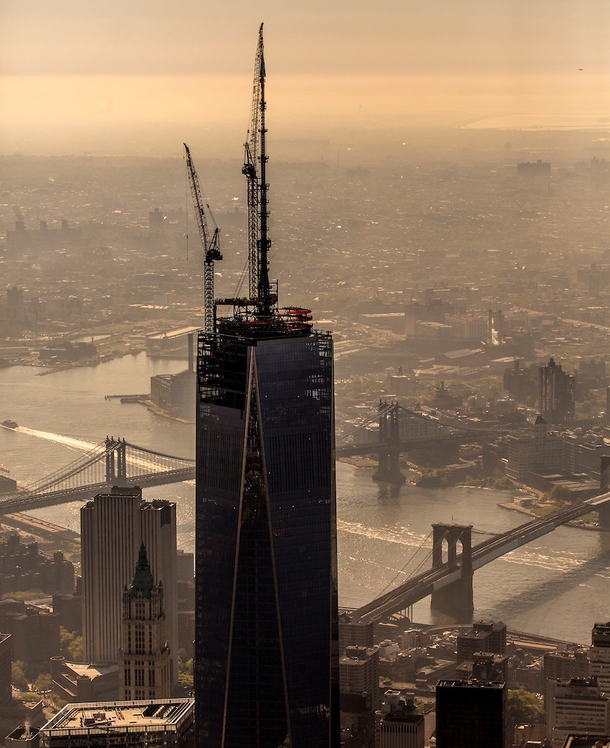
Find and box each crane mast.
[213,24,312,339]
[243,23,273,317]
[184,143,222,335]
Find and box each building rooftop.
[437,679,505,689]
[60,662,118,679]
[459,629,491,641]
[593,622,610,639]
[563,737,610,748]
[42,699,193,734]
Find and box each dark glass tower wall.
[195,329,338,748]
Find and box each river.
[1,353,609,645]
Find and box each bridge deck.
[353,491,610,623]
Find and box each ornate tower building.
[119,544,171,701]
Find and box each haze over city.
[3,0,610,155]
[3,5,610,747]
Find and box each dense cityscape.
[3,11,610,748]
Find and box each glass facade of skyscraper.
[195,327,338,748]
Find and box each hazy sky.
[2,1,610,154]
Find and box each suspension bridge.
[351,490,610,623]
[336,401,505,483]
[3,412,609,622]
[0,402,483,514]
[0,438,195,515]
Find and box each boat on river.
[2,420,18,429]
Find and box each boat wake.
[16,426,98,452]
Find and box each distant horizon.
[2,71,610,159]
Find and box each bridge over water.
[1,403,483,513]
[4,422,610,624]
[0,438,194,514]
[336,401,505,483]
[352,491,610,622]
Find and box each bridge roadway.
[0,467,195,515]
[337,435,465,457]
[353,490,610,624]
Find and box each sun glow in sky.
[2,0,610,154]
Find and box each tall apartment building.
[436,680,506,748]
[505,416,564,482]
[446,314,489,341]
[547,678,610,748]
[543,650,591,710]
[378,699,425,748]
[119,544,170,701]
[340,646,379,709]
[517,160,551,177]
[81,486,177,683]
[544,650,590,686]
[0,633,12,705]
[339,613,375,651]
[457,620,507,664]
[539,357,576,424]
[590,622,610,690]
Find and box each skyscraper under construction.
[194,26,339,748]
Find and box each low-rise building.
[38,699,194,747]
[50,657,119,704]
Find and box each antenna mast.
[243,23,273,316]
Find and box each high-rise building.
[340,645,379,709]
[378,699,425,748]
[119,544,171,701]
[456,620,506,665]
[339,613,375,651]
[544,649,589,686]
[436,680,506,748]
[590,622,610,690]
[505,415,564,482]
[81,486,177,683]
[539,357,576,424]
[194,26,338,748]
[0,633,12,706]
[547,677,610,748]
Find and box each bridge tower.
[598,455,610,530]
[105,437,128,485]
[373,402,405,485]
[430,523,473,622]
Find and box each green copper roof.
[130,542,155,598]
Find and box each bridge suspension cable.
[376,530,433,599]
[337,402,394,444]
[21,442,109,494]
[0,438,196,515]
[337,401,505,448]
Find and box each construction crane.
[184,143,222,335]
[242,22,273,317]
[215,24,313,338]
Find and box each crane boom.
[184,143,222,335]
